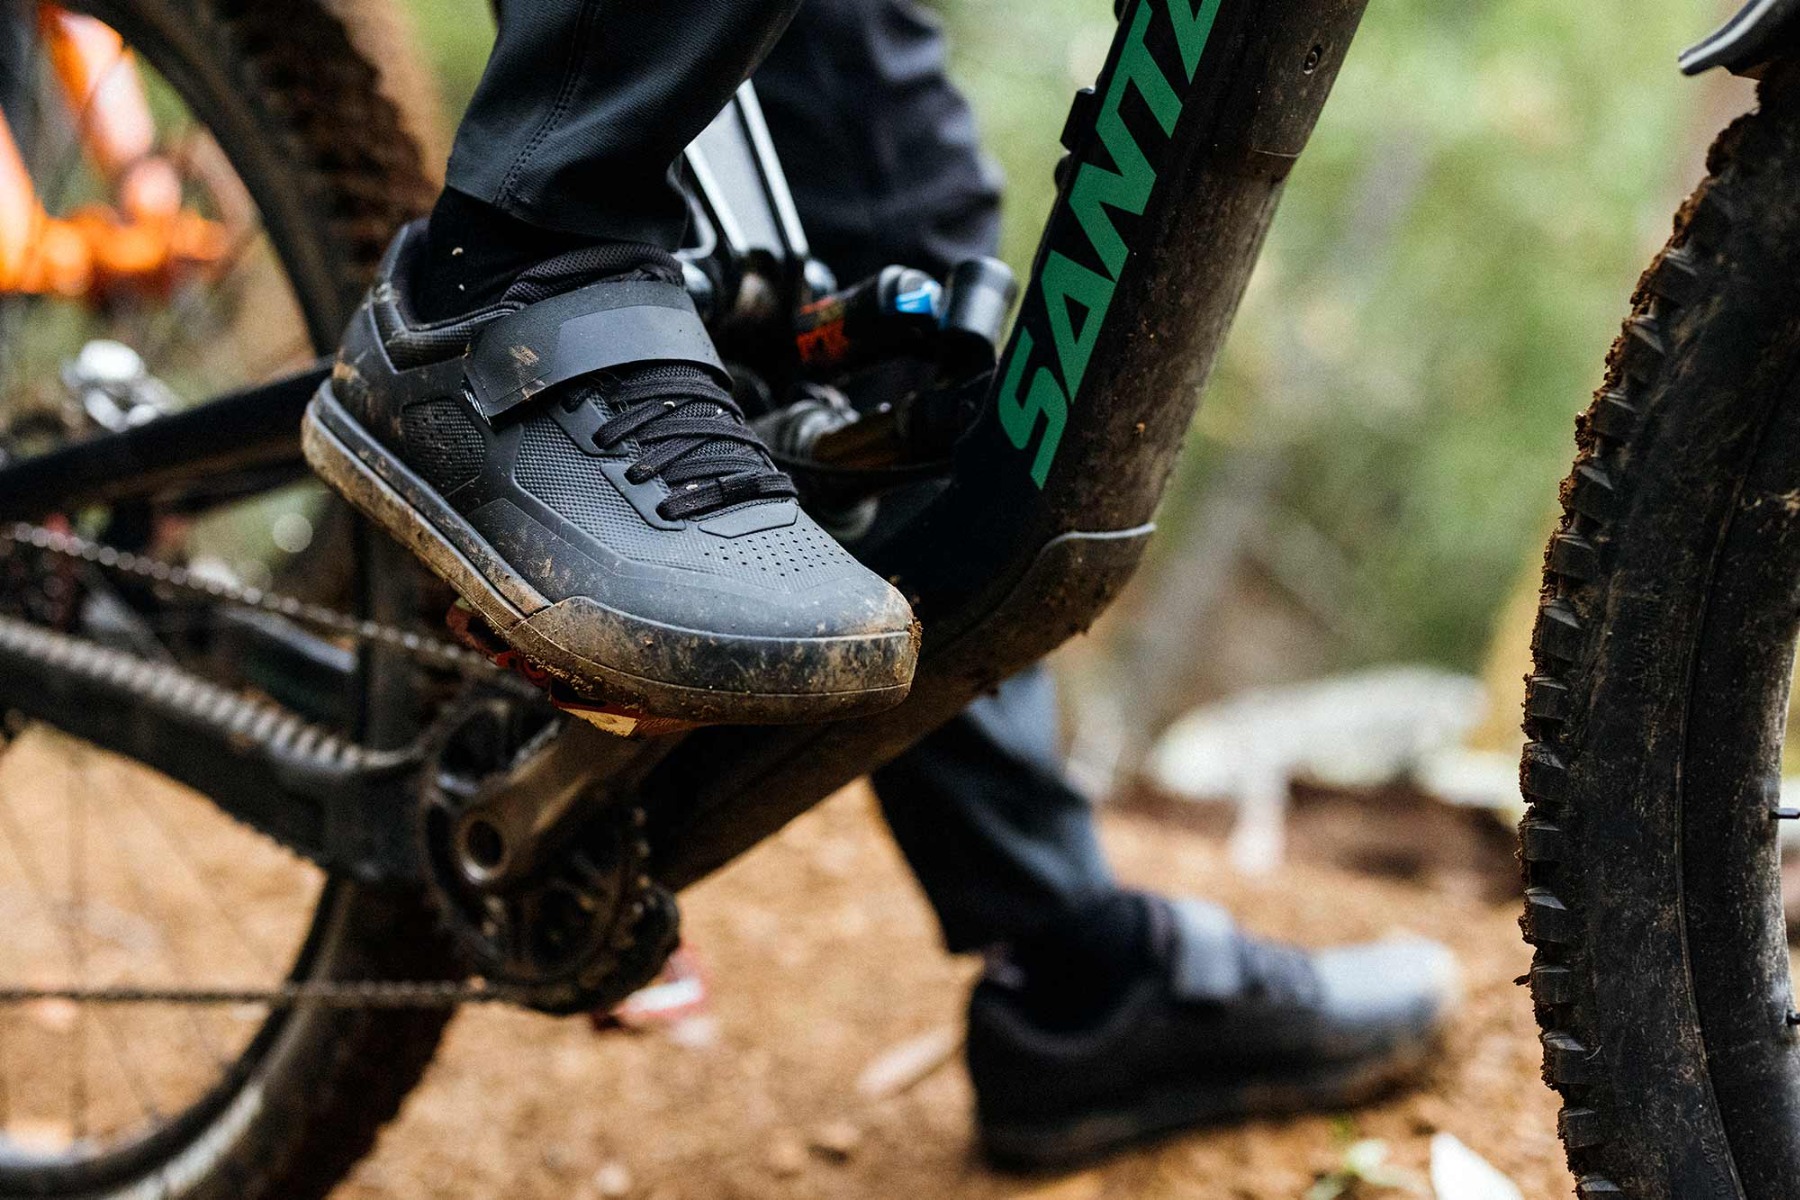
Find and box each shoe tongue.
[500,242,684,307]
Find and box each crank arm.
[0,359,323,519]
[0,612,424,882]
[431,709,672,892]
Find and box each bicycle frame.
[0,0,1371,892]
[1683,0,1800,75]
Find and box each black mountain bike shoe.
[302,224,918,724]
[969,898,1458,1170]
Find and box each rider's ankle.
[1005,891,1152,1031]
[412,188,600,322]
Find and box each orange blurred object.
[0,5,230,298]
[40,6,155,183]
[0,117,88,296]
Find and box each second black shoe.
[303,223,918,724]
[968,897,1459,1170]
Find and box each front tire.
[1522,61,1800,1199]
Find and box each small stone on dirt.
[665,1013,720,1050]
[592,1161,633,1198]
[1430,1133,1522,1200]
[766,1133,807,1178]
[25,998,77,1033]
[808,1120,861,1162]
[855,1024,963,1099]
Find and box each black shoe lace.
[583,366,797,521]
[1238,938,1324,1009]
[507,245,798,522]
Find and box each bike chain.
[0,520,498,676]
[0,519,651,1010]
[0,980,530,1008]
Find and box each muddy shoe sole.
[302,384,916,724]
[978,1034,1435,1172]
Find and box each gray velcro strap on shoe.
[463,279,726,423]
[1165,898,1246,1003]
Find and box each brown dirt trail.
[329,785,1571,1200]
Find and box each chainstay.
[1,520,497,676]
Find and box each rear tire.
[1522,61,1800,1198]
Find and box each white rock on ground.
[1148,666,1487,872]
[1430,1132,1523,1200]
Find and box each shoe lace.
[583,367,797,521]
[507,245,798,522]
[1237,938,1324,1009]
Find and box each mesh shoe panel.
[399,396,485,493]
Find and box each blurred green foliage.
[405,0,492,118]
[960,0,1731,670]
[402,0,1728,671]
[1214,1,1720,668]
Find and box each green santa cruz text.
[996,0,1220,487]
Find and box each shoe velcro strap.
[1162,898,1246,1003]
[463,279,727,424]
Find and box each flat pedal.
[444,601,702,738]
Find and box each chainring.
[421,712,680,1016]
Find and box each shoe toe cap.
[580,504,914,641]
[1313,937,1461,1043]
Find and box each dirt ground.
[328,784,1573,1200]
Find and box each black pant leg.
[755,0,1108,957]
[444,0,1102,957]
[868,664,1116,954]
[446,0,804,248]
[751,0,1002,281]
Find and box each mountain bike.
[1519,3,1800,1196]
[0,0,1382,1195]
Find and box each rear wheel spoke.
[65,752,162,1131]
[66,750,87,1138]
[124,786,276,974]
[0,751,174,1141]
[91,757,229,1071]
